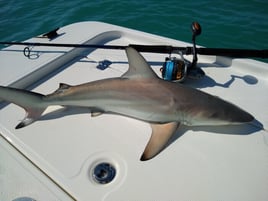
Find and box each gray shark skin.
[0,47,254,160]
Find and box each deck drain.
[92,162,116,184]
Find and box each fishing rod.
[1,41,267,58]
[1,21,267,58]
[0,22,267,82]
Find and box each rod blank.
[1,41,267,58]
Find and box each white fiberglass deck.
[0,22,268,201]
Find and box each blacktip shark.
[0,47,254,160]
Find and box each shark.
[0,47,254,160]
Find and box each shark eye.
[209,112,220,118]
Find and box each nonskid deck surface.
[0,22,267,201]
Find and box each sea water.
[0,0,267,59]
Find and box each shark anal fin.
[141,122,179,161]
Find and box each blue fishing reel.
[161,55,205,82]
[161,57,188,82]
[161,22,205,82]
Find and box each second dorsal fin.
[53,83,72,94]
[59,83,71,89]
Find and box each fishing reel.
[161,55,189,82]
[161,22,205,82]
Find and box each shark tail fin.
[0,86,47,129]
[15,106,46,129]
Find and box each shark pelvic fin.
[91,111,104,117]
[123,47,158,79]
[141,122,179,161]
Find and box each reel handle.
[191,21,202,66]
[187,22,205,79]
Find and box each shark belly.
[43,77,253,126]
[43,79,178,123]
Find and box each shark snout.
[205,102,254,125]
[226,108,254,123]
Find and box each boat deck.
[0,22,268,201]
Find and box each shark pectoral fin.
[141,122,179,161]
[16,107,46,129]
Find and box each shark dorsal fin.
[122,47,158,79]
